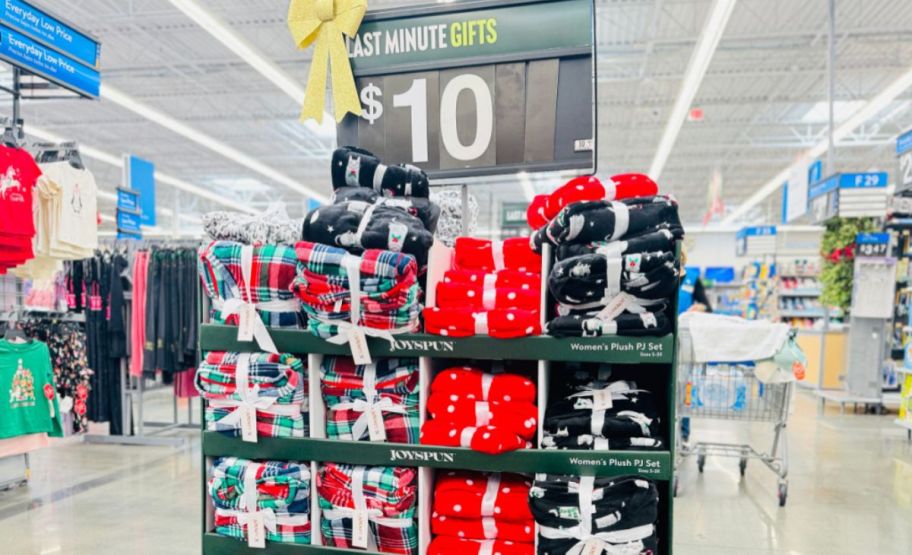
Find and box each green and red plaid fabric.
[209,457,311,513]
[322,356,420,443]
[196,351,308,438]
[198,241,303,329]
[317,463,418,554]
[210,457,311,545]
[214,509,311,545]
[293,241,421,338]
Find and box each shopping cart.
[674,325,794,506]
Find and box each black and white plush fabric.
[302,200,434,268]
[549,251,678,309]
[530,475,659,555]
[332,186,441,233]
[555,229,678,262]
[203,204,303,245]
[542,382,662,449]
[331,146,430,198]
[430,189,479,247]
[546,310,670,338]
[532,196,683,253]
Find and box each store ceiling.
[15,0,912,233]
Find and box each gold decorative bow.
[288,0,367,123]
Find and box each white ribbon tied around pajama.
[215,245,293,355]
[220,508,312,534]
[609,202,630,241]
[478,474,501,539]
[322,466,412,550]
[207,354,305,440]
[473,312,490,335]
[329,397,407,440]
[538,475,652,555]
[490,240,506,271]
[322,254,408,355]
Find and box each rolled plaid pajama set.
[321,356,420,443]
[530,475,660,555]
[317,463,418,554]
[198,241,303,331]
[293,241,421,340]
[209,457,312,545]
[428,471,535,555]
[542,381,663,451]
[421,367,537,454]
[195,351,308,439]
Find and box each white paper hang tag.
[366,405,387,442]
[349,327,372,366]
[237,304,257,343]
[246,511,266,549]
[239,405,259,443]
[592,389,614,411]
[352,509,370,549]
[581,538,606,555]
[596,292,635,322]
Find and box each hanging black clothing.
[143,247,200,378]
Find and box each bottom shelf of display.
[204,533,366,554]
[203,433,672,480]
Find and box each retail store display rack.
[198,260,681,554]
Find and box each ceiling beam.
[722,65,912,224]
[648,0,738,181]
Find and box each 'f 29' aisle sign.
[337,0,597,179]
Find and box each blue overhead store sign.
[116,208,143,241]
[0,0,99,67]
[736,226,777,257]
[0,0,100,98]
[124,155,156,227]
[808,172,889,223]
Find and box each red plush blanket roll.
[426,395,538,440]
[454,238,541,274]
[429,368,536,404]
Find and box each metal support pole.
[826,0,836,175]
[11,67,20,139]
[460,184,469,236]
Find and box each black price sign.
[856,233,890,258]
[338,0,596,179]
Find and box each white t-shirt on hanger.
[38,161,99,256]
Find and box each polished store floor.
[0,390,910,554]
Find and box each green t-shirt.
[0,339,63,439]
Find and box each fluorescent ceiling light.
[723,65,912,224]
[27,124,254,216]
[100,84,330,204]
[648,0,738,181]
[800,100,867,124]
[168,0,335,137]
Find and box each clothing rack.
[85,250,201,447]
